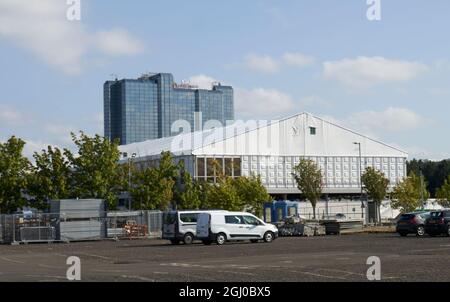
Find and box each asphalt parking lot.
[0,233,449,282]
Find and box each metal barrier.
[0,211,163,245]
[298,204,366,221]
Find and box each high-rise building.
[104,73,234,145]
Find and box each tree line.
[293,159,450,223]
[0,134,270,215]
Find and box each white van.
[196,211,279,245]
[162,210,227,245]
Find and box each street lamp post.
[128,153,137,211]
[353,142,364,219]
[120,152,137,212]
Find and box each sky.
[0,0,450,160]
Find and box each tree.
[130,151,179,211]
[207,176,243,211]
[233,175,271,217]
[66,132,121,209]
[407,159,450,197]
[392,172,430,213]
[292,159,323,219]
[27,146,72,210]
[0,136,31,213]
[436,175,450,208]
[173,169,202,210]
[361,167,389,224]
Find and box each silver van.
[162,210,227,245]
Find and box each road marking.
[0,257,25,264]
[290,270,347,280]
[25,274,66,280]
[90,269,130,273]
[77,252,111,260]
[217,270,256,276]
[38,264,62,269]
[120,275,155,282]
[410,247,450,253]
[318,268,365,277]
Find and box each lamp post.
[353,142,364,219]
[120,152,136,212]
[128,153,137,211]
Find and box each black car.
[396,212,430,237]
[425,210,450,237]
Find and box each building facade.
[119,113,408,199]
[104,73,234,145]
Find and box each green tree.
[129,151,179,210]
[66,132,121,209]
[436,175,450,208]
[292,159,323,219]
[361,167,389,224]
[0,136,31,213]
[392,172,430,213]
[174,169,202,210]
[130,166,175,210]
[233,175,271,217]
[27,146,72,210]
[207,176,242,211]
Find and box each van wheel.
[250,239,259,243]
[183,233,194,245]
[416,226,425,237]
[170,240,180,245]
[446,225,450,237]
[263,231,274,243]
[216,233,226,245]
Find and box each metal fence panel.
[1,210,163,245]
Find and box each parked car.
[196,211,279,245]
[396,212,430,237]
[162,210,227,245]
[425,210,450,237]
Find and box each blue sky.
[1,0,450,159]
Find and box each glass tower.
[104,73,234,145]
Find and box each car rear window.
[225,215,244,224]
[180,213,198,223]
[399,214,414,220]
[430,212,443,218]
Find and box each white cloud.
[22,139,57,160]
[400,145,449,161]
[94,28,144,56]
[244,54,279,74]
[348,107,425,133]
[299,95,333,109]
[235,88,295,118]
[0,0,144,74]
[323,56,428,89]
[321,107,426,140]
[0,105,27,125]
[282,52,315,68]
[187,75,219,90]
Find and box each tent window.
[309,127,316,135]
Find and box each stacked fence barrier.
[0,211,163,245]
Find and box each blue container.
[264,200,300,223]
